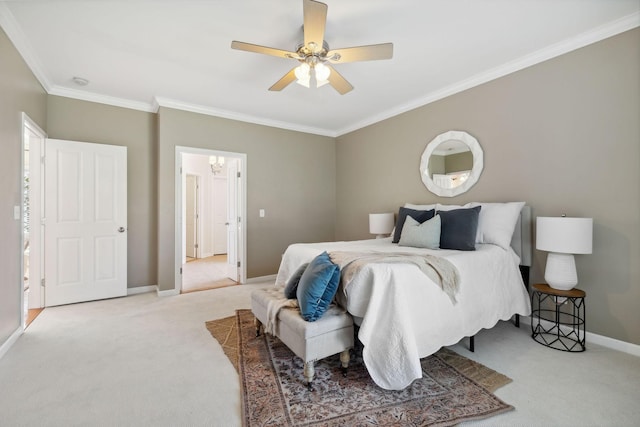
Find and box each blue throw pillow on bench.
[296,252,340,322]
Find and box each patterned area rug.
[206,309,514,426]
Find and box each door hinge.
[238,216,241,223]
[237,261,241,268]
[41,278,45,287]
[180,267,183,274]
[194,244,198,249]
[41,156,45,165]
[237,171,241,178]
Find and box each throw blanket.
[329,251,460,304]
[263,286,298,335]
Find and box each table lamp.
[369,213,395,239]
[536,216,593,290]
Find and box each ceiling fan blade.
[269,68,298,91]
[326,65,353,95]
[303,0,327,53]
[327,43,393,63]
[231,41,300,60]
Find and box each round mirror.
[419,130,484,197]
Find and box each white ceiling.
[1,1,638,137]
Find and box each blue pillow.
[284,263,308,299]
[296,252,340,322]
[392,207,435,243]
[438,206,481,251]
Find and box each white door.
[44,139,127,306]
[185,174,198,259]
[226,160,239,281]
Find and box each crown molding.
[335,11,640,137]
[154,97,337,137]
[49,85,156,113]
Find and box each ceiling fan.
[231,0,393,95]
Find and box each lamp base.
[544,252,578,290]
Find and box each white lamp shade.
[536,216,593,290]
[369,213,395,235]
[536,217,593,254]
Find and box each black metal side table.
[531,283,586,352]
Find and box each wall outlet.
[259,209,265,218]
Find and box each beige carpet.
[206,309,514,426]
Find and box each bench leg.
[340,349,350,377]
[304,361,315,391]
[254,318,263,337]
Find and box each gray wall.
[335,28,640,345]
[156,107,336,291]
[46,96,158,289]
[0,27,47,345]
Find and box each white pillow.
[398,215,441,249]
[468,202,525,249]
[435,203,465,211]
[404,203,437,211]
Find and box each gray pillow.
[392,207,435,243]
[398,215,441,249]
[438,206,481,251]
[284,263,308,299]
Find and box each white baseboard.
[127,285,157,296]
[520,315,640,357]
[0,326,23,360]
[157,288,180,297]
[245,274,276,284]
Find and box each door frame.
[174,146,246,291]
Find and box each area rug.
[206,309,514,426]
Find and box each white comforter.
[275,237,531,390]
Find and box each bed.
[274,202,532,390]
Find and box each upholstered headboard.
[511,205,532,267]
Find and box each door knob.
[118,227,126,233]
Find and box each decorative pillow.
[398,215,441,249]
[438,206,481,251]
[468,202,525,250]
[392,207,435,243]
[296,252,340,322]
[284,263,308,299]
[404,203,437,211]
[435,203,465,211]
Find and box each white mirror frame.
[419,130,484,197]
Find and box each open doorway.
[21,114,46,327]
[175,147,246,293]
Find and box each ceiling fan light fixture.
[294,63,311,87]
[315,62,330,84]
[231,0,392,95]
